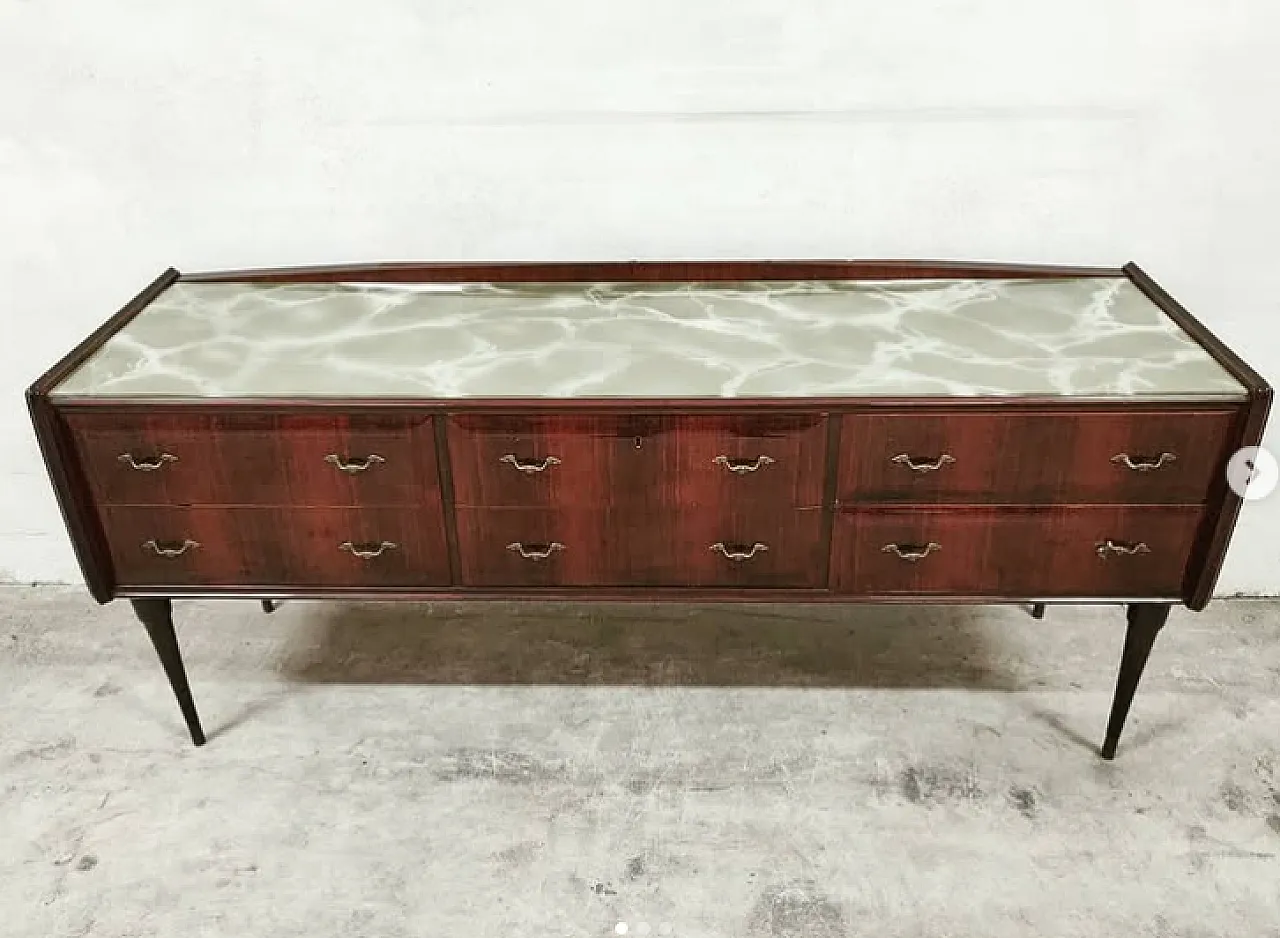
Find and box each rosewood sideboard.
[27,260,1271,758]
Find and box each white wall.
[2,0,1278,592]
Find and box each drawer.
[447,414,826,508]
[838,409,1236,505]
[67,412,440,507]
[831,506,1202,597]
[456,506,826,588]
[102,506,450,587]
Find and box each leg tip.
[1099,742,1117,760]
[191,729,207,747]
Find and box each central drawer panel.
[456,506,826,587]
[67,412,440,507]
[103,506,450,587]
[446,414,827,508]
[832,506,1202,597]
[838,409,1235,505]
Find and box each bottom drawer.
[103,506,450,588]
[456,507,826,588]
[832,506,1202,597]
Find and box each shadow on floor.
[274,600,1052,690]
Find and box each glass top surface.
[51,277,1246,400]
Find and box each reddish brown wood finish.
[447,414,827,508]
[182,259,1124,285]
[25,261,1269,610]
[66,412,440,507]
[103,506,449,588]
[837,409,1235,505]
[456,506,826,588]
[27,269,182,602]
[831,506,1202,596]
[1123,264,1276,610]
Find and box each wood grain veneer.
[831,506,1203,597]
[24,259,1270,755]
[66,412,441,507]
[837,409,1236,506]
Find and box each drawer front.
[103,506,450,587]
[447,414,827,508]
[832,506,1202,597]
[838,410,1235,505]
[68,413,439,507]
[456,506,826,588]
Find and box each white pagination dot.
[615,924,628,936]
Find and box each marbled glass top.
[51,278,1246,400]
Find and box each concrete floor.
[2,588,1279,937]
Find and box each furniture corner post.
[130,598,207,746]
[1100,602,1171,760]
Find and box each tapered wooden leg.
[1100,602,1171,760]
[130,599,206,746]
[1031,603,1046,619]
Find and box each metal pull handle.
[709,541,769,561]
[712,455,776,474]
[142,538,200,557]
[1096,539,1151,559]
[1111,452,1176,472]
[881,542,941,562]
[506,541,565,560]
[499,454,562,474]
[890,454,956,472]
[325,454,386,474]
[339,540,398,559]
[118,453,178,472]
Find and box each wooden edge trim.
[29,268,181,395]
[1123,262,1269,395]
[24,269,180,605]
[25,393,114,603]
[114,586,1183,605]
[1185,389,1272,610]
[48,396,1247,414]
[1123,263,1273,609]
[180,259,1125,284]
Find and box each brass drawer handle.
[709,541,769,561]
[142,538,200,558]
[506,541,565,560]
[118,453,178,472]
[713,455,776,474]
[890,454,955,472]
[1096,539,1151,559]
[881,542,941,562]
[1111,452,1176,472]
[325,454,386,474]
[339,540,398,559]
[499,454,562,473]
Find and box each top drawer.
[838,409,1237,505]
[65,412,441,507]
[447,414,827,508]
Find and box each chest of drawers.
[28,260,1270,759]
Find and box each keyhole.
[634,436,643,449]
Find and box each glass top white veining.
[51,278,1246,400]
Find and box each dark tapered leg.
[1031,603,1046,619]
[130,599,206,746]
[1100,602,1171,760]
[261,600,279,614]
